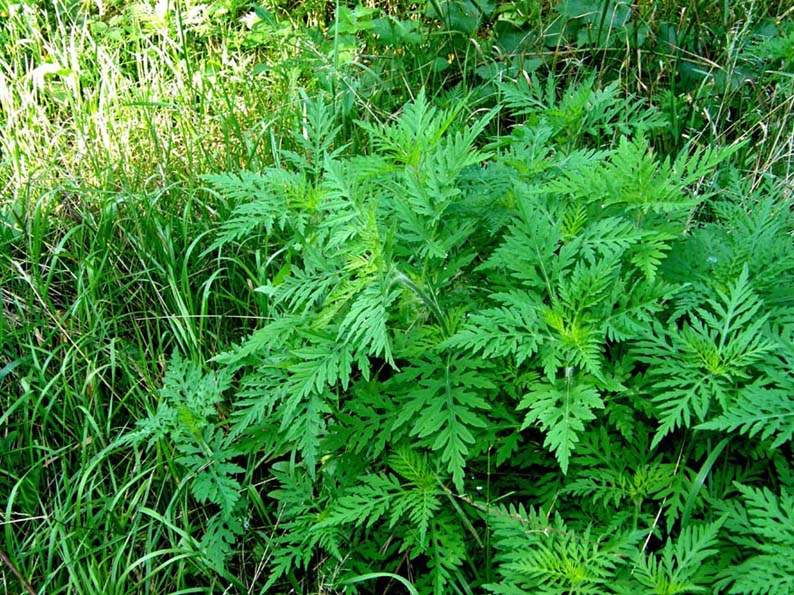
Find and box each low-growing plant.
[118,79,794,593]
[3,2,793,594]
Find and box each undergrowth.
[2,1,793,594]
[118,81,792,595]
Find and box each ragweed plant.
[124,80,793,593]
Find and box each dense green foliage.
[2,0,793,594]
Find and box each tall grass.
[0,182,260,592]
[0,3,282,591]
[0,0,292,201]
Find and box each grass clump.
[0,0,295,198]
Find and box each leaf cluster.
[126,78,794,593]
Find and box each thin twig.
[0,548,37,595]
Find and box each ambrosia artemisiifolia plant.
[126,80,794,594]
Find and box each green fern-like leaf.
[636,267,774,447]
[317,448,444,549]
[316,472,402,530]
[486,503,638,595]
[282,90,345,179]
[337,274,401,365]
[201,514,244,573]
[499,73,665,145]
[390,354,493,492]
[485,194,560,293]
[388,447,443,547]
[176,430,243,517]
[718,484,794,595]
[519,375,604,473]
[442,291,542,365]
[423,513,468,595]
[698,384,794,448]
[630,520,724,595]
[206,168,313,251]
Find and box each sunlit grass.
[0,0,295,203]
